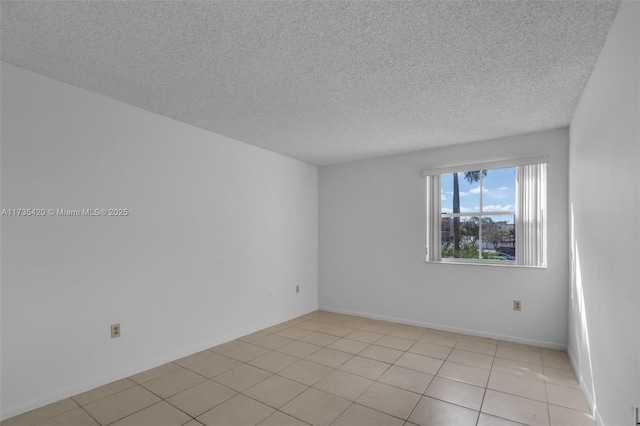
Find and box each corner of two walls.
[318,127,570,349]
[567,1,640,425]
[0,62,319,420]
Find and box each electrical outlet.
[513,300,522,311]
[111,323,121,338]
[296,285,300,293]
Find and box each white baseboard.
[319,305,567,350]
[1,306,317,421]
[567,347,602,426]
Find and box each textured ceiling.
[1,1,620,166]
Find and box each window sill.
[425,259,547,268]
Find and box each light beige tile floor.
[2,311,595,426]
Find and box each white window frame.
[423,156,549,267]
[441,171,516,263]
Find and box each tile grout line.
[76,404,103,426]
[9,311,585,426]
[475,347,497,426]
[403,334,462,425]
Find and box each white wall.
[0,62,318,420]
[568,1,640,425]
[319,128,569,348]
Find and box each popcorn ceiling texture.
[1,1,620,166]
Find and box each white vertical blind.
[516,163,547,266]
[425,174,441,262]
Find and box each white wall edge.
[0,306,317,421]
[319,305,568,350]
[567,347,603,426]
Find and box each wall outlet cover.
[111,323,121,338]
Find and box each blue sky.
[441,166,516,215]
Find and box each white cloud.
[483,204,515,212]
[469,186,488,194]
[482,186,513,201]
[440,206,476,214]
[441,194,447,201]
[460,186,488,196]
[443,202,514,214]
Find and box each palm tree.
[452,170,487,252]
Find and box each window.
[424,156,548,267]
[441,167,516,261]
